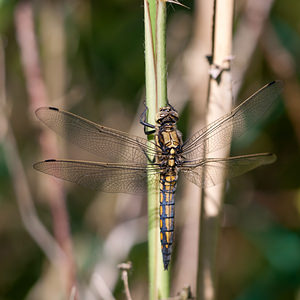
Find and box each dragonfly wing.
[36,107,154,164]
[180,153,276,188]
[182,81,283,160]
[34,159,160,194]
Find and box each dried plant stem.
[197,0,234,299]
[14,2,77,298]
[0,34,67,281]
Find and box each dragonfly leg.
[140,104,156,135]
[167,101,177,112]
[138,142,157,163]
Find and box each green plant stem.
[156,0,167,107]
[144,0,169,299]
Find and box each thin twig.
[164,0,190,9]
[118,262,133,300]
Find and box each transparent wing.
[182,81,283,160]
[36,107,155,164]
[180,153,276,188]
[34,159,160,194]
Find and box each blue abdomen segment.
[159,174,177,270]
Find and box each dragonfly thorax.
[155,110,184,170]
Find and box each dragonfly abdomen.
[159,172,177,270]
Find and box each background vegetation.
[0,0,299,299]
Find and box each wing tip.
[44,159,57,162]
[33,161,41,171]
[49,107,59,111]
[268,80,284,90]
[35,106,60,117]
[33,159,57,171]
[265,153,277,164]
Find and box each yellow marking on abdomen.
[164,218,170,230]
[165,231,171,243]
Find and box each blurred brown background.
[0,0,299,299]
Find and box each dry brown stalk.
[14,2,78,298]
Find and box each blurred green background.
[0,0,299,299]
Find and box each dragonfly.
[34,81,283,270]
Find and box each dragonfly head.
[156,106,179,125]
